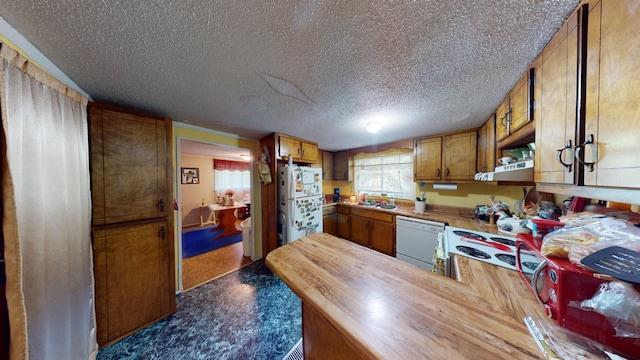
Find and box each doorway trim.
[176,136,254,293]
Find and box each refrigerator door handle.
[279,211,287,245]
[289,171,296,200]
[289,198,296,228]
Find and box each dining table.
[207,203,247,238]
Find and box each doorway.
[177,138,254,292]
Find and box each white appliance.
[444,226,520,270]
[395,216,445,270]
[277,165,323,245]
[474,159,534,182]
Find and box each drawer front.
[350,207,393,223]
[337,205,351,214]
[323,205,337,216]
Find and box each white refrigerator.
[277,165,323,245]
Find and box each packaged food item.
[540,218,640,264]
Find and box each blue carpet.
[182,225,242,258]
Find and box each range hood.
[475,159,534,182]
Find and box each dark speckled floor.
[97,260,302,360]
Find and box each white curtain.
[214,170,251,202]
[1,45,97,359]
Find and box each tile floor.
[97,260,302,360]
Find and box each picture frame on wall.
[181,167,199,184]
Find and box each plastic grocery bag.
[540,218,640,265]
[576,282,640,338]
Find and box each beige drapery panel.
[0,43,97,359]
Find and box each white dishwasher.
[395,216,445,270]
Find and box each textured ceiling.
[181,139,251,161]
[0,0,578,151]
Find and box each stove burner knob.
[549,269,558,283]
[544,304,555,319]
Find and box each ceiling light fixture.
[366,121,381,133]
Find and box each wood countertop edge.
[265,244,380,359]
[266,234,544,359]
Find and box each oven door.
[516,239,552,307]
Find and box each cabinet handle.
[556,140,574,172]
[159,199,164,211]
[446,168,450,177]
[160,226,166,239]
[436,168,441,178]
[575,134,596,172]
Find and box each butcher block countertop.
[266,232,544,359]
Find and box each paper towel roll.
[433,183,457,190]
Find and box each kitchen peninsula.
[266,233,546,359]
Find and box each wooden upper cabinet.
[415,130,477,181]
[333,150,353,181]
[89,107,168,225]
[301,141,319,163]
[321,151,334,180]
[277,134,319,163]
[414,137,443,181]
[535,10,579,185]
[476,115,496,173]
[494,97,510,142]
[443,131,478,181]
[495,69,534,144]
[583,0,640,188]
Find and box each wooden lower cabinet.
[349,208,395,256]
[93,220,174,346]
[337,205,351,239]
[322,206,338,236]
[349,216,369,247]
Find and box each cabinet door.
[333,150,353,181]
[278,135,301,160]
[322,151,334,180]
[93,221,172,345]
[477,115,496,173]
[90,108,168,225]
[495,97,510,142]
[509,71,530,132]
[414,137,442,181]
[337,212,351,239]
[349,216,369,247]
[584,0,640,187]
[368,220,395,256]
[323,211,338,236]
[443,131,477,181]
[535,14,578,184]
[301,141,319,163]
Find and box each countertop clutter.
[324,200,503,233]
[267,233,612,359]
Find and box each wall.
[180,154,215,227]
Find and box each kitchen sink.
[376,204,398,210]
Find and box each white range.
[444,226,519,270]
